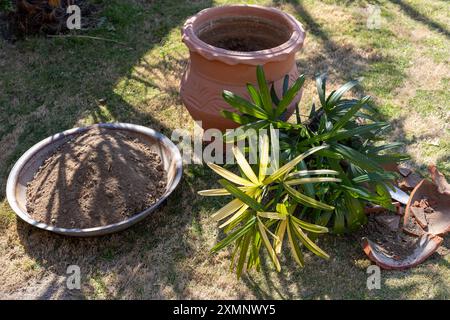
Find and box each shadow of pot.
[180,5,306,131]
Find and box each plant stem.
[295,102,301,124]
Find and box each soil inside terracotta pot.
[26,128,167,229]
[197,16,291,52]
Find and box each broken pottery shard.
[405,179,450,236]
[410,206,428,229]
[398,173,422,191]
[403,211,425,237]
[398,166,412,177]
[389,187,410,205]
[374,214,400,232]
[362,234,443,270]
[429,164,450,196]
[427,209,450,236]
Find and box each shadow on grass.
[3,0,212,299]
[273,0,405,100]
[388,0,450,39]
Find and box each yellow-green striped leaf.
[257,218,281,271]
[232,146,259,185]
[211,198,245,221]
[285,177,341,186]
[263,145,328,184]
[284,183,335,211]
[207,163,255,187]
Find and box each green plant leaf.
[236,230,252,278]
[212,216,256,252]
[291,215,328,233]
[219,179,265,212]
[257,212,286,220]
[285,177,341,186]
[211,198,246,222]
[223,120,268,143]
[232,146,260,185]
[282,74,289,96]
[315,211,332,227]
[264,145,328,184]
[333,204,346,234]
[367,142,404,154]
[269,124,280,171]
[258,131,269,181]
[330,143,383,172]
[221,110,252,125]
[207,162,256,187]
[329,96,371,133]
[198,186,254,196]
[270,83,280,106]
[343,193,367,231]
[316,74,327,109]
[246,83,262,106]
[284,183,335,211]
[274,219,287,254]
[328,123,389,142]
[326,80,358,108]
[288,169,339,178]
[256,65,274,115]
[222,90,269,120]
[219,205,249,228]
[292,223,329,259]
[257,217,281,271]
[275,75,305,118]
[287,220,304,267]
[352,172,398,184]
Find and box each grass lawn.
[0,0,449,299]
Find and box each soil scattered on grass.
[26,128,167,229]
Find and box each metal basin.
[6,123,182,236]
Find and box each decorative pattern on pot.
[180,5,306,131]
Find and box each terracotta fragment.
[362,234,443,270]
[410,206,428,229]
[398,166,412,177]
[403,212,425,237]
[405,179,450,236]
[398,172,422,191]
[429,164,450,196]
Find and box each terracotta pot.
[180,5,306,131]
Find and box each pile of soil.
[26,128,167,229]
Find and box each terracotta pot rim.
[182,5,306,66]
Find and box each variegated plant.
[219,66,409,235]
[198,132,341,277]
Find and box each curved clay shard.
[404,179,450,236]
[362,234,443,270]
[429,164,450,196]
